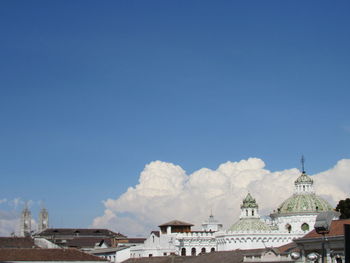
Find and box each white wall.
[115,247,131,263]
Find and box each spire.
[301,155,305,173]
[38,204,49,233]
[20,202,32,237]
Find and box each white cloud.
[0,198,38,236]
[92,158,350,237]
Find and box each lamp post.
[314,212,336,263]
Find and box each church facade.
[128,169,336,259]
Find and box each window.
[246,210,248,216]
[211,247,215,252]
[163,253,167,256]
[181,248,186,256]
[191,248,196,256]
[252,210,255,216]
[148,254,153,257]
[285,224,292,233]
[201,247,206,253]
[301,223,309,231]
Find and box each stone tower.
[38,207,49,232]
[20,204,32,237]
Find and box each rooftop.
[37,228,126,238]
[0,237,37,248]
[0,248,108,261]
[298,219,350,239]
[158,220,194,227]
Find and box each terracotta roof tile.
[299,219,350,239]
[37,228,126,238]
[0,237,37,248]
[276,242,299,253]
[124,250,260,263]
[158,220,194,227]
[0,248,108,261]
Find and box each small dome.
[229,218,271,232]
[294,172,313,185]
[277,193,333,214]
[241,193,258,209]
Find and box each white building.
[127,169,336,260]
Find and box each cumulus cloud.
[0,198,38,236]
[92,158,350,237]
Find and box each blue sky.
[0,1,350,231]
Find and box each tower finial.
[301,155,305,173]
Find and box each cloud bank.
[92,158,350,237]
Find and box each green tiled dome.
[294,172,313,184]
[277,193,333,214]
[229,218,271,232]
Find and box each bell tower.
[20,203,32,237]
[240,193,260,219]
[38,207,49,232]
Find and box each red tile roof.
[37,228,125,238]
[0,248,108,261]
[0,237,37,248]
[299,219,350,239]
[124,250,261,263]
[276,242,299,254]
[123,238,146,243]
[158,220,194,227]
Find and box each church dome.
[229,218,271,232]
[276,170,333,214]
[229,193,271,232]
[277,193,333,214]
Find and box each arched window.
[303,185,305,191]
[201,247,206,254]
[285,224,292,233]
[181,248,186,256]
[252,210,255,216]
[246,210,248,216]
[191,247,196,256]
[301,223,309,232]
[211,247,215,252]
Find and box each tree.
[335,198,350,219]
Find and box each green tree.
[335,198,350,219]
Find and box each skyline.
[1,1,350,236]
